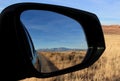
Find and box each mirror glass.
[20,10,88,73]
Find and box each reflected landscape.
[21,10,88,73]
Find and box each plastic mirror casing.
[0,3,105,80]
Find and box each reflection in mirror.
[20,10,88,73]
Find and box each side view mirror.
[0,3,105,80]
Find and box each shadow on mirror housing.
[0,2,105,80]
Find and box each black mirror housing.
[0,3,105,80]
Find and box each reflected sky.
[20,10,88,49]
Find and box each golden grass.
[20,34,120,81]
[38,51,86,71]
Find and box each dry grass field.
[38,51,86,71]
[20,25,120,81]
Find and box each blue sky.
[0,0,120,25]
[21,10,87,49]
[0,0,120,49]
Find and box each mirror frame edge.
[0,2,105,79]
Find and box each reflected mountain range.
[37,47,87,52]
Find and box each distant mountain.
[102,25,120,35]
[37,47,85,52]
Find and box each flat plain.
[20,25,120,81]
